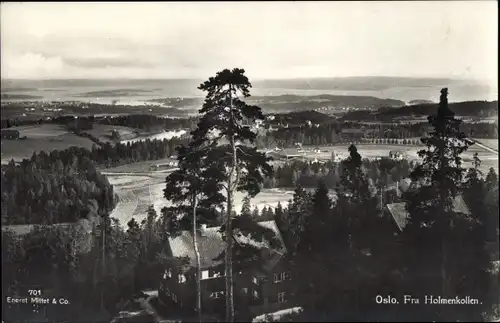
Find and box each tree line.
[1,150,116,225]
[256,120,497,149]
[0,113,198,132]
[262,157,413,193]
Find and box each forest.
[263,157,412,193]
[1,149,116,225]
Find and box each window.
[165,288,170,296]
[212,270,222,278]
[210,291,224,299]
[172,293,177,302]
[252,277,258,285]
[178,274,186,283]
[241,288,248,295]
[165,268,172,278]
[277,292,286,303]
[201,270,209,280]
[273,272,290,283]
[253,290,259,300]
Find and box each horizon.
[1,2,497,84]
[0,75,491,83]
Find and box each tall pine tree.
[188,68,273,322]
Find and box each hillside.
[252,76,476,91]
[248,94,405,113]
[342,100,498,121]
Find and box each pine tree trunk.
[225,189,235,322]
[225,84,236,322]
[192,195,202,323]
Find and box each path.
[472,140,499,154]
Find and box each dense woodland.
[263,157,413,193]
[1,150,116,225]
[2,207,165,322]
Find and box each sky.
[1,1,497,83]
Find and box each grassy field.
[101,141,497,227]
[1,124,96,163]
[107,173,296,227]
[10,124,70,137]
[100,157,177,173]
[87,124,140,143]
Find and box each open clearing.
[9,124,70,138]
[106,142,497,227]
[107,174,295,227]
[1,124,95,163]
[87,124,140,143]
[100,157,177,173]
[99,142,499,227]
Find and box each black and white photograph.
[1,2,498,322]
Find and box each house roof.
[168,226,226,268]
[235,220,287,272]
[167,220,286,270]
[386,195,471,232]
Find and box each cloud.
[0,2,497,81]
[1,52,65,79]
[61,57,156,69]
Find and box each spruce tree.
[403,88,489,321]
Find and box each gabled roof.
[386,203,408,231]
[235,220,287,272]
[386,195,471,232]
[168,226,226,269]
[167,220,287,270]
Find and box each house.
[159,220,294,318]
[1,129,20,140]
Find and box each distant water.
[1,78,497,105]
